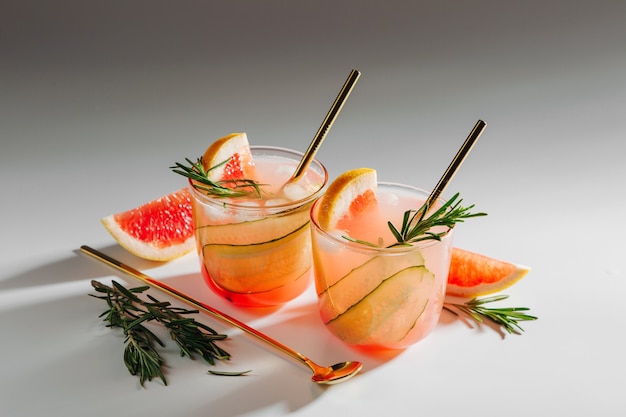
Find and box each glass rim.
[189,145,328,210]
[310,181,454,255]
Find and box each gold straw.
[423,119,487,210]
[290,69,361,182]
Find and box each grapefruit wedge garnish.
[100,188,195,261]
[317,167,377,230]
[201,132,254,182]
[446,247,530,298]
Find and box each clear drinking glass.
[189,146,327,307]
[309,183,454,349]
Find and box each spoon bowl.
[310,360,363,384]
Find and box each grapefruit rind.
[445,248,531,298]
[317,168,377,230]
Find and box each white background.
[1,1,625,416]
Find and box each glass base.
[200,264,312,307]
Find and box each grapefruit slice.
[446,247,530,297]
[317,167,377,230]
[101,188,195,261]
[201,132,254,182]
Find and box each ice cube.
[275,165,296,179]
[237,200,263,208]
[265,198,290,207]
[377,190,399,207]
[282,183,308,201]
[228,200,263,222]
[328,229,348,241]
[202,198,236,222]
[318,229,352,254]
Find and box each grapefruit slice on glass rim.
[317,167,377,230]
[201,132,255,182]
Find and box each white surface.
[1,1,625,416]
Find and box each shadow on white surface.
[0,244,419,416]
[0,244,166,291]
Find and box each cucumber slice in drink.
[325,265,434,346]
[318,251,425,322]
[195,207,310,246]
[201,221,311,293]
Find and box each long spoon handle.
[424,119,487,210]
[291,69,361,182]
[80,245,311,366]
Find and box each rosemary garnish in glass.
[387,192,486,246]
[90,280,248,386]
[344,192,486,248]
[170,157,265,198]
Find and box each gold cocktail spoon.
[80,245,363,385]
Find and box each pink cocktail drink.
[310,183,454,349]
[190,146,327,307]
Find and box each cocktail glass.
[309,182,454,349]
[189,146,327,307]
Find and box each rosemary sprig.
[170,157,264,198]
[90,280,238,386]
[388,192,486,246]
[443,294,537,334]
